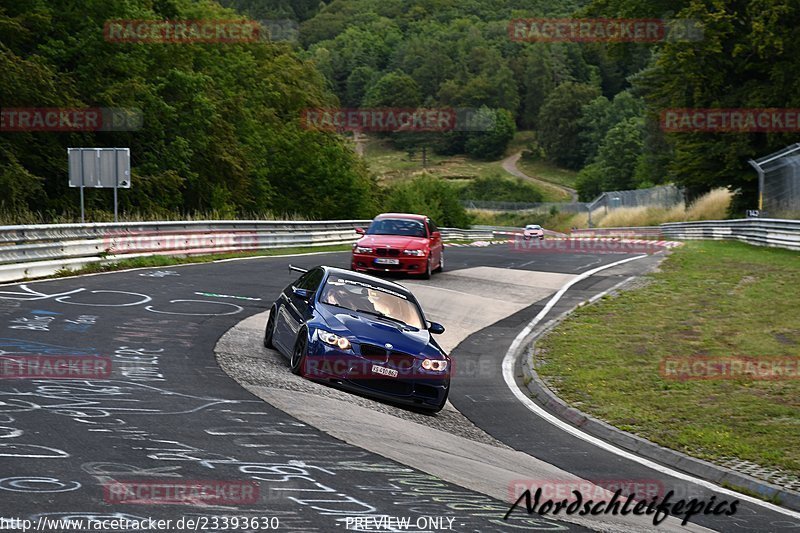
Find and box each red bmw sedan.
[351,213,444,279]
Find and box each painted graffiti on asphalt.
[0,285,243,317]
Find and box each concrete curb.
[516,282,800,512]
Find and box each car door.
[427,218,443,265]
[274,269,315,351]
[274,272,306,352]
[281,267,324,349]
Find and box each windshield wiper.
[354,309,419,331]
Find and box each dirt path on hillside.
[502,151,578,202]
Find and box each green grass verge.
[536,240,800,476]
[52,244,354,278]
[516,156,579,190]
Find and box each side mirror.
[431,231,441,240]
[355,227,365,235]
[292,287,312,300]
[428,322,445,335]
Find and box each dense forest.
[0,0,377,220]
[1,0,798,221]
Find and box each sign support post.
[79,150,86,223]
[114,148,119,222]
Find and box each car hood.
[357,235,429,249]
[319,306,437,356]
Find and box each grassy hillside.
[361,136,571,203]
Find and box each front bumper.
[303,341,450,409]
[351,252,428,274]
[337,378,449,410]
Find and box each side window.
[293,271,311,289]
[427,219,439,234]
[298,268,324,292]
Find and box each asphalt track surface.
[0,245,795,532]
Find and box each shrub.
[459,174,543,203]
[384,175,471,228]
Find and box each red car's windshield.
[366,218,426,237]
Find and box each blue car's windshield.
[320,276,424,330]
[366,218,426,237]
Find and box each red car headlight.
[354,246,373,254]
[402,249,426,256]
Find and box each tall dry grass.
[593,188,732,228]
[683,187,732,221]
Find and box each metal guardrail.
[0,220,370,283]
[660,218,800,251]
[0,220,493,283]
[439,228,494,240]
[571,219,800,251]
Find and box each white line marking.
[501,255,800,520]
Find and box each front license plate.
[371,364,398,378]
[374,258,399,265]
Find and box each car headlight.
[403,249,426,256]
[318,330,352,350]
[421,359,448,371]
[354,246,373,254]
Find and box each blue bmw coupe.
[264,265,450,413]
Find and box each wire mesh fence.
[594,185,684,210]
[750,144,800,219]
[463,184,685,216]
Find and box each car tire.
[435,251,444,273]
[263,308,276,349]
[290,333,308,376]
[421,256,432,280]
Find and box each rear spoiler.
[288,264,308,274]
